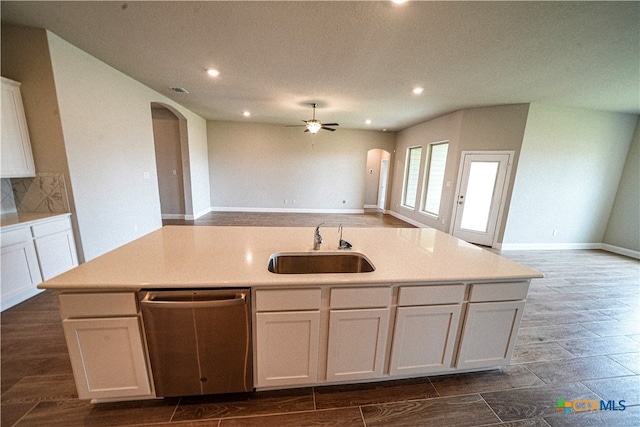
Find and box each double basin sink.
[268,252,375,274]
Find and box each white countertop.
[1,212,71,231]
[40,226,542,290]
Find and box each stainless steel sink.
[267,252,375,274]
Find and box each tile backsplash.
[10,173,70,213]
[1,179,17,214]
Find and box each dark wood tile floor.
[2,213,639,426]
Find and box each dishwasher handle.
[140,291,247,309]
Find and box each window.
[421,142,449,216]
[402,146,422,208]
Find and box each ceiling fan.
[288,103,339,134]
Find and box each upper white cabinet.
[1,77,35,178]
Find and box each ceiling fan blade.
[321,123,339,127]
[304,128,310,132]
[321,127,336,131]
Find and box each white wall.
[503,104,637,248]
[603,119,640,254]
[43,31,209,260]
[208,121,396,212]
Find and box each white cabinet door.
[35,229,79,281]
[62,317,152,400]
[1,78,35,178]
[456,300,525,370]
[326,308,389,382]
[255,310,320,388]
[0,241,43,310]
[390,304,461,376]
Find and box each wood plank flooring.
[2,213,639,426]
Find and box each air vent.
[170,87,189,94]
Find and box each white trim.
[364,204,380,209]
[499,242,601,251]
[498,242,639,260]
[193,206,212,220]
[600,244,640,260]
[161,214,186,220]
[210,207,365,214]
[388,210,429,228]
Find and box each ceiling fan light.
[306,120,322,134]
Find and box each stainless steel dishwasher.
[140,289,252,397]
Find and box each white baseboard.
[193,206,212,220]
[161,214,187,220]
[600,243,640,260]
[1,288,44,312]
[210,207,365,214]
[498,242,639,259]
[387,211,429,228]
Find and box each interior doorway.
[150,103,193,220]
[451,151,514,247]
[365,149,391,211]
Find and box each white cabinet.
[254,288,321,388]
[326,287,391,382]
[33,217,78,280]
[1,77,35,178]
[1,215,78,311]
[59,292,152,400]
[456,282,528,370]
[0,228,43,310]
[389,285,464,376]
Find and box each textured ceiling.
[2,1,638,131]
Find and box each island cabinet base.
[253,281,530,390]
[58,292,153,401]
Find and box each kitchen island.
[40,226,542,402]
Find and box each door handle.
[140,292,247,308]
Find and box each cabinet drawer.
[398,284,465,306]
[1,227,31,247]
[330,286,391,309]
[59,292,138,318]
[32,217,72,238]
[255,288,321,311]
[469,282,529,302]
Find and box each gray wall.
[503,104,637,249]
[208,121,396,212]
[603,118,640,253]
[2,25,210,261]
[390,104,530,235]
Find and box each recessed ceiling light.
[207,68,220,77]
[365,119,372,125]
[392,0,408,4]
[243,111,250,117]
[412,87,424,95]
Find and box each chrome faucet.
[313,222,325,250]
[338,224,353,249]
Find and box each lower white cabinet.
[326,307,390,382]
[1,215,78,311]
[254,288,322,388]
[35,227,78,281]
[63,317,152,400]
[456,300,525,370]
[389,304,461,376]
[0,237,42,310]
[255,311,320,387]
[59,292,152,400]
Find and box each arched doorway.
[150,103,193,220]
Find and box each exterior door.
[452,152,513,246]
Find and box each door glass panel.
[460,161,499,232]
